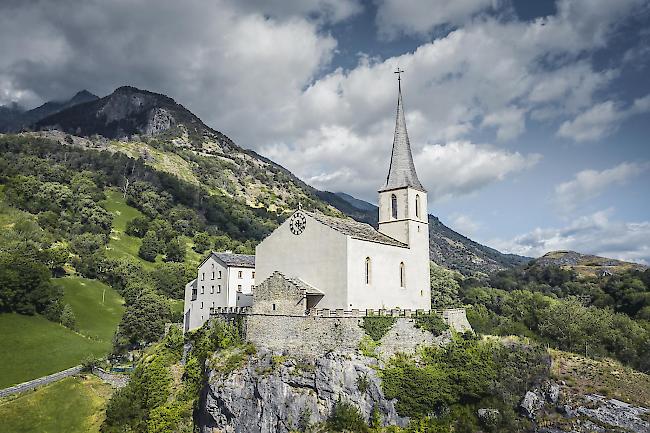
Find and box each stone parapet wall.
[0,365,82,398]
[215,308,472,358]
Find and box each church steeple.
[379,70,426,193]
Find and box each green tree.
[151,262,194,299]
[114,289,171,349]
[430,263,462,309]
[60,303,77,330]
[70,232,105,256]
[164,238,185,263]
[139,230,161,262]
[192,232,211,253]
[125,216,151,238]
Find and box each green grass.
[169,299,184,315]
[0,314,110,388]
[55,277,124,342]
[102,189,159,269]
[0,375,112,433]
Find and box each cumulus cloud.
[0,0,647,206]
[554,161,650,212]
[557,94,650,142]
[491,209,650,264]
[449,213,481,236]
[375,0,497,39]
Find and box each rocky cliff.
[200,350,406,433]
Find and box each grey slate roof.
[286,277,324,296]
[379,81,426,192]
[211,252,255,268]
[306,211,407,248]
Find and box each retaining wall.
[0,365,82,398]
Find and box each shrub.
[360,316,396,341]
[356,373,370,394]
[414,314,448,336]
[359,335,379,358]
[60,303,78,330]
[326,398,369,432]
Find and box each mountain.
[0,90,98,132]
[533,250,648,277]
[27,85,528,275]
[317,192,530,275]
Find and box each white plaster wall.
[256,213,349,309]
[377,188,410,244]
[184,257,232,331]
[346,238,429,310]
[226,266,255,307]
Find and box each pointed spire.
[379,69,426,192]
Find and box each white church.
[184,77,431,331]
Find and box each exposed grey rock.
[557,404,577,418]
[477,408,500,425]
[200,350,407,433]
[520,390,544,419]
[542,380,560,404]
[577,394,650,433]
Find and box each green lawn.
[102,188,202,268]
[0,277,124,388]
[102,189,159,269]
[55,277,124,342]
[0,375,112,433]
[0,314,109,388]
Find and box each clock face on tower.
[289,211,307,235]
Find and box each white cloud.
[557,94,650,142]
[450,213,481,236]
[491,209,650,265]
[555,161,650,212]
[375,0,496,39]
[481,106,526,141]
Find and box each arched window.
[391,194,398,219]
[399,262,406,288]
[365,257,371,285]
[415,194,420,218]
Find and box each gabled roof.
[200,251,255,268]
[306,211,407,248]
[379,78,426,193]
[286,276,324,296]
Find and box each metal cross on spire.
[394,67,404,91]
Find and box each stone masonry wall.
[0,365,82,398]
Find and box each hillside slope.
[535,250,648,277]
[0,90,98,133]
[28,85,527,274]
[318,191,530,275]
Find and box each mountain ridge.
[16,85,528,274]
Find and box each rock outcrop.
[200,350,407,433]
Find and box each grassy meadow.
[0,277,124,388]
[0,375,112,433]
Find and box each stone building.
[183,251,255,332]
[255,77,430,311]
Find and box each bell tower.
[378,69,429,253]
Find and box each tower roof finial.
[379,68,426,193]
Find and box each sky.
[1,0,649,263]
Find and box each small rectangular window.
[201,286,205,294]
[272,303,276,311]
[201,272,205,281]
[200,302,203,309]
[252,271,255,279]
[211,272,215,280]
[211,301,215,308]
[238,270,243,278]
[218,271,222,279]
[217,285,221,293]
[210,286,214,294]
[237,285,242,292]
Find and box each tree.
[164,238,185,263]
[430,263,462,308]
[125,216,150,238]
[151,262,194,299]
[70,232,105,256]
[139,230,161,262]
[60,304,77,330]
[114,289,171,348]
[192,232,211,253]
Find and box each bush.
[326,398,368,432]
[360,316,396,341]
[414,314,448,336]
[60,303,77,330]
